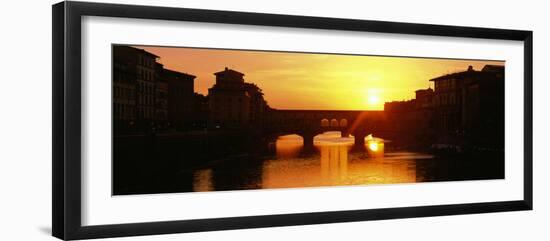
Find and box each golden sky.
[137,46,503,110]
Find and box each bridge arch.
[320,118,329,127]
[339,119,348,127]
[330,119,339,127]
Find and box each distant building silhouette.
[415,88,434,109]
[243,83,268,127]
[192,93,209,129]
[384,88,433,113]
[384,100,415,113]
[208,67,268,128]
[384,97,433,148]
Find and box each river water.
[188,131,503,192]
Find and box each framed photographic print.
[52,1,533,240]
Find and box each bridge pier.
[354,132,367,146]
[302,133,315,150]
[341,131,350,138]
[300,133,317,154]
[264,136,278,157]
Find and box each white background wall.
[0,0,547,240]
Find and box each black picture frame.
[52,1,533,240]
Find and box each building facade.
[113,46,159,132]
[430,65,504,148]
[208,67,267,129]
[161,68,196,130]
[154,63,169,128]
[113,59,136,131]
[244,83,268,127]
[192,93,209,129]
[415,88,434,109]
[113,46,196,134]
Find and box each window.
[450,93,456,105]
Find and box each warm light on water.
[275,134,303,158]
[262,132,413,189]
[192,131,433,191]
[368,142,379,152]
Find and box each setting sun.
[138,46,503,111]
[368,95,380,105]
[112,45,506,196]
[364,88,384,110]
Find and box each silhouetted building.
[383,98,433,147]
[208,67,267,128]
[430,65,504,148]
[113,58,136,132]
[113,46,159,132]
[244,83,268,127]
[383,87,439,148]
[154,63,169,128]
[383,88,433,112]
[192,93,209,129]
[415,88,434,109]
[159,68,196,130]
[113,46,198,133]
[384,100,415,113]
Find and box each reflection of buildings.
[208,67,268,128]
[193,169,214,192]
[113,46,196,133]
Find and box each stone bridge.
[264,109,398,147]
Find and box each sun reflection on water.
[259,131,417,189]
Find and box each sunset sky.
[137,46,503,110]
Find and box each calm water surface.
[189,132,483,192]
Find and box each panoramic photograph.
[112,45,505,195]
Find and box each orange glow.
[368,142,379,152]
[137,46,503,110]
[275,134,303,158]
[259,133,415,189]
